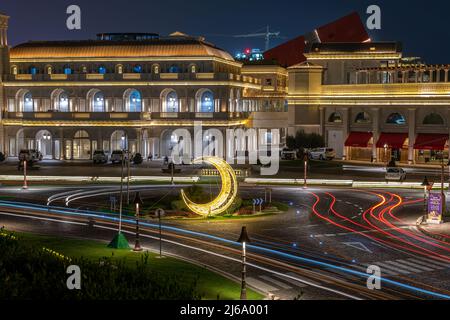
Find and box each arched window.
[133,65,142,73]
[111,130,127,150]
[386,113,406,125]
[355,112,371,124]
[328,112,342,123]
[11,65,17,75]
[153,65,160,74]
[168,65,181,73]
[423,113,445,125]
[127,90,142,112]
[199,90,214,112]
[29,66,38,75]
[190,65,197,73]
[73,130,90,159]
[98,66,107,74]
[165,91,179,112]
[59,92,69,112]
[93,91,105,112]
[23,92,33,112]
[63,65,72,75]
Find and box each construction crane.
[232,26,281,51]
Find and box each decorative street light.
[237,226,251,300]
[421,176,431,214]
[107,150,130,249]
[133,192,143,252]
[155,208,165,258]
[303,154,308,189]
[384,143,389,167]
[22,160,28,190]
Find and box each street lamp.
[303,154,308,189]
[133,192,143,252]
[155,208,165,258]
[237,226,251,300]
[384,143,389,167]
[22,160,28,190]
[107,150,130,249]
[422,176,431,215]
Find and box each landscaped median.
[0,175,199,184]
[0,229,263,300]
[244,178,450,190]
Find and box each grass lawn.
[16,232,264,300]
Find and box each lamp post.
[133,192,143,252]
[448,158,450,196]
[303,154,308,189]
[237,226,251,300]
[107,150,130,249]
[422,176,431,215]
[384,143,388,167]
[155,208,165,258]
[127,150,131,205]
[22,160,28,189]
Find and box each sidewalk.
[334,159,445,170]
[418,217,450,243]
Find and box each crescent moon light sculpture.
[181,156,238,217]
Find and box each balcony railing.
[3,111,251,122]
[4,72,262,86]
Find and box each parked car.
[30,149,43,161]
[281,148,297,160]
[93,150,108,164]
[110,150,128,164]
[18,149,34,162]
[385,168,407,182]
[308,148,336,160]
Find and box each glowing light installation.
[181,156,237,216]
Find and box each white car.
[110,150,126,164]
[308,148,336,160]
[93,150,108,164]
[385,168,407,182]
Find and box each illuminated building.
[235,48,264,62]
[287,42,450,164]
[0,15,283,160]
[1,10,449,166]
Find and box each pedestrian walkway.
[353,256,449,277]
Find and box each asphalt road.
[1,183,450,300]
[1,158,449,183]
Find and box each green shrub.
[0,230,199,300]
[133,153,143,165]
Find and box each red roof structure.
[264,12,370,67]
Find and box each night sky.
[0,0,448,63]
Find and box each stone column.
[372,108,380,162]
[342,108,349,160]
[319,107,325,138]
[136,128,142,154]
[408,108,416,164]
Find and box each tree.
[286,130,325,150]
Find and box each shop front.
[345,132,373,161]
[414,134,449,164]
[376,133,409,164]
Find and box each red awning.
[414,134,449,150]
[376,133,408,149]
[345,132,373,148]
